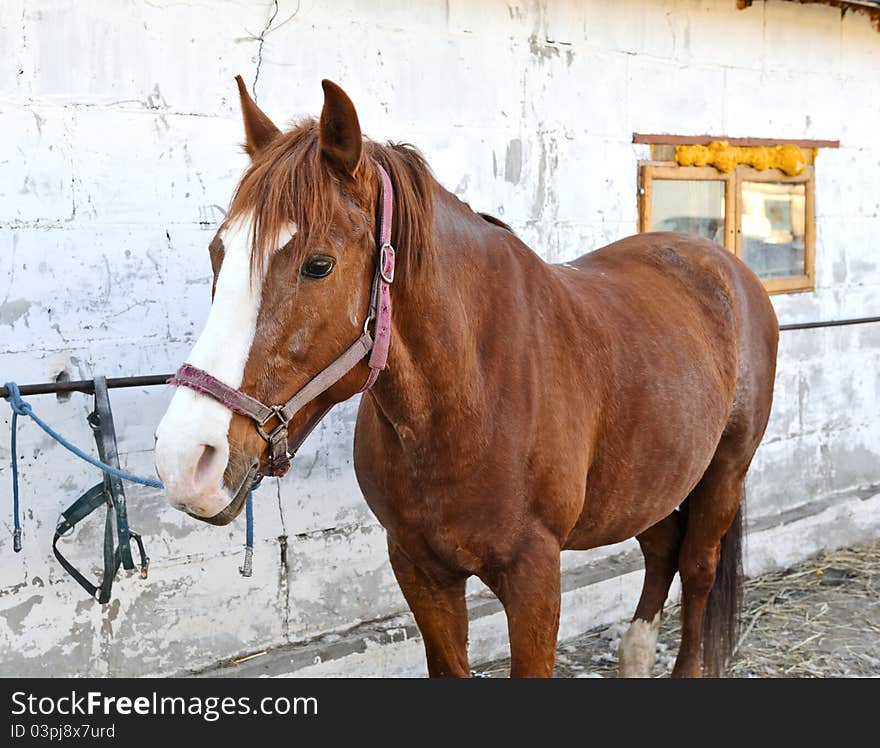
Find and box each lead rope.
[240,491,254,577]
[3,381,255,578]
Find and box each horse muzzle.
[182,460,259,526]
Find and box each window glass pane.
[651,179,725,244]
[740,181,806,279]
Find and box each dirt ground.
[478,542,880,678]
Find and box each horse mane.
[364,139,436,288]
[226,119,436,292]
[478,212,514,233]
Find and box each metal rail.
[778,315,880,332]
[1,316,879,399]
[0,374,172,399]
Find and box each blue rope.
[240,491,254,578]
[245,492,254,549]
[4,381,255,574]
[4,382,162,489]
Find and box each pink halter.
[169,164,396,482]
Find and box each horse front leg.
[484,530,562,677]
[388,539,471,677]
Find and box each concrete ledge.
[194,489,880,678]
[744,486,880,577]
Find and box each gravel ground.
[477,542,880,678]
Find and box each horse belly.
[564,476,692,550]
[563,390,731,550]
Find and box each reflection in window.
[651,179,725,244]
[740,182,806,279]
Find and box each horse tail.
[701,487,745,677]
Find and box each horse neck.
[366,187,496,434]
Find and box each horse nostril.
[193,443,223,490]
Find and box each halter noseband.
[168,164,396,485]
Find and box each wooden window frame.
[734,165,815,295]
[638,163,736,250]
[638,161,816,296]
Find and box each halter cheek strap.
[363,164,395,388]
[169,164,396,480]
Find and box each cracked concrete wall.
[1,0,878,676]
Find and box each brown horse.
[154,77,778,678]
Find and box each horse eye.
[301,255,336,279]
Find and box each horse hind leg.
[618,511,683,677]
[672,449,747,678]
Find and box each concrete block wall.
[0,0,877,676]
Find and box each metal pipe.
[0,374,172,399]
[778,316,880,332]
[1,317,879,399]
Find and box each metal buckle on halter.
[379,243,395,284]
[363,313,375,336]
[256,404,288,443]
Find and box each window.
[636,137,830,295]
[640,164,735,254]
[736,168,814,294]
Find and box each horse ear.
[235,75,281,158]
[319,79,362,176]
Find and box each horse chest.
[355,444,517,574]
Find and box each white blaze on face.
[154,214,296,518]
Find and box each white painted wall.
[1,0,878,676]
